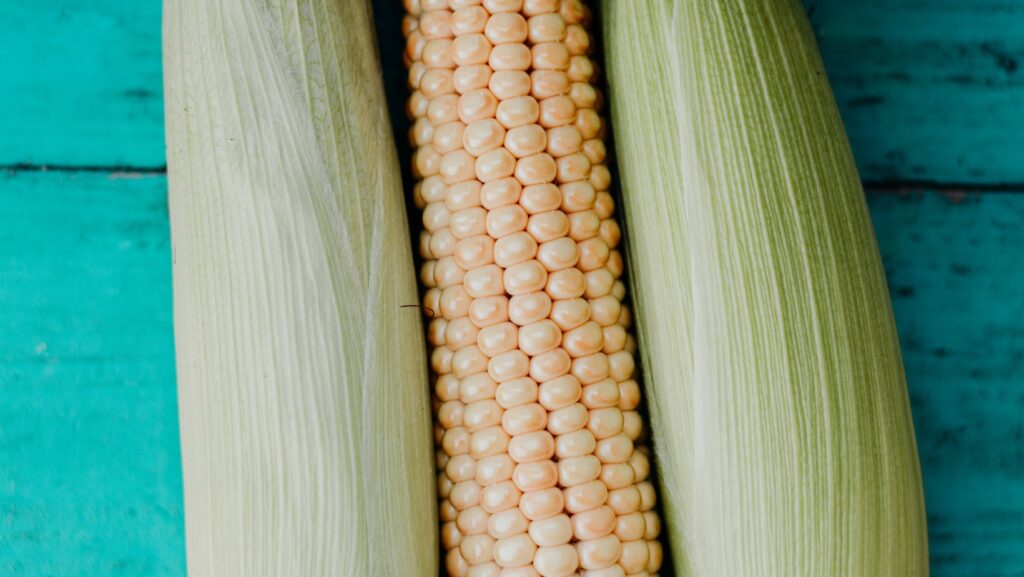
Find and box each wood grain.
[809,0,1024,184]
[0,171,184,576]
[0,1,164,168]
[872,190,1024,576]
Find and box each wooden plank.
[869,190,1024,576]
[0,172,184,576]
[0,2,164,168]
[3,1,1023,186]
[811,0,1024,184]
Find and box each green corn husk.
[602,1,929,575]
[163,1,436,574]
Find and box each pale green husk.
[602,1,929,575]
[163,1,436,574]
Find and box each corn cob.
[600,1,929,576]
[402,1,664,576]
[165,0,438,573]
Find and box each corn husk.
[602,1,929,575]
[163,1,436,574]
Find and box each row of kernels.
[413,220,614,293]
[419,2,588,45]
[474,19,596,564]
[412,168,610,224]
[406,69,601,119]
[410,65,597,104]
[444,510,659,553]
[416,235,620,305]
[412,6,503,575]
[444,484,659,564]
[411,119,599,180]
[407,37,592,77]
[404,1,588,30]
[484,27,666,568]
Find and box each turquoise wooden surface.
[810,0,1024,184]
[873,191,1024,575]
[0,2,164,169]
[1,2,1022,576]
[0,172,184,576]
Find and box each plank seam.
[863,180,1024,194]
[3,164,1023,194]
[1,163,167,175]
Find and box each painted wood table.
[1,1,1021,575]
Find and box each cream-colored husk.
[602,0,929,575]
[163,0,437,574]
